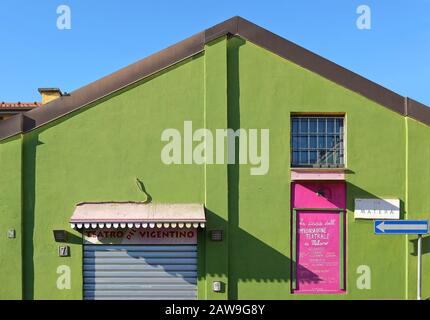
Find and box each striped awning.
[70,202,206,229]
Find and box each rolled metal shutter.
[83,245,197,300]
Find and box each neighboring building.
[0,88,62,121]
[0,102,41,121]
[37,88,63,105]
[0,16,429,300]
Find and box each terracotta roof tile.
[0,102,41,108]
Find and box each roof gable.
[0,16,428,140]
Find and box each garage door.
[83,244,198,300]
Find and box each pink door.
[292,182,346,294]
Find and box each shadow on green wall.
[346,182,406,220]
[226,36,293,299]
[135,178,152,203]
[64,231,84,245]
[224,36,321,299]
[22,129,41,300]
[204,211,323,299]
[409,236,430,256]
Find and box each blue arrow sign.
[374,220,429,234]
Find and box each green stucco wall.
[0,136,23,299]
[405,117,430,300]
[227,37,408,300]
[21,55,206,299]
[0,35,429,300]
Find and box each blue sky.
[1,0,429,105]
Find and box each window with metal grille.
[291,116,345,168]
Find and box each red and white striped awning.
[70,202,206,229]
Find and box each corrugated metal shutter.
[83,245,197,300]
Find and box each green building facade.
[0,17,429,300]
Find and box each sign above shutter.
[70,202,206,229]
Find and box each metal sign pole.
[374,220,428,300]
[417,234,422,300]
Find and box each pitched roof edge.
[233,17,430,126]
[0,29,207,141]
[0,16,429,141]
[406,98,430,125]
[236,17,407,114]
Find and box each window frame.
[290,115,346,169]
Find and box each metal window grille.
[291,116,344,168]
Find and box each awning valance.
[70,202,206,229]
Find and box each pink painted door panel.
[295,210,341,293]
[291,181,346,294]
